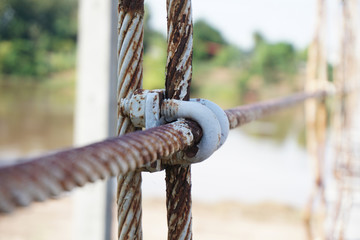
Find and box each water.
[142,130,312,207]
[0,81,312,206]
[1,80,359,238]
[0,78,74,160]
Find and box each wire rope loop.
[120,89,229,164]
[190,98,229,149]
[161,98,228,163]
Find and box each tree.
[0,0,77,76]
[250,32,297,83]
[193,19,227,61]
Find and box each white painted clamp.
[120,89,166,171]
[120,89,165,128]
[190,98,229,148]
[120,89,229,164]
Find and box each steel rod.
[164,0,194,239]
[0,90,329,214]
[116,1,145,238]
[0,120,200,213]
[303,1,328,239]
[225,91,327,129]
[330,1,360,239]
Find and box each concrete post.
[73,0,117,239]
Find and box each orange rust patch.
[118,0,144,14]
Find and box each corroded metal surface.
[165,166,192,240]
[303,1,328,239]
[164,0,194,239]
[165,0,193,101]
[116,0,145,239]
[120,90,227,164]
[225,91,327,129]
[0,89,333,214]
[161,99,223,163]
[330,1,360,239]
[0,120,198,213]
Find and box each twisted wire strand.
[330,1,360,238]
[303,1,328,238]
[165,0,194,239]
[225,91,327,129]
[0,121,197,213]
[116,0,144,239]
[0,89,332,214]
[165,0,193,101]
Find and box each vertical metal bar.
[105,179,115,240]
[74,0,118,238]
[116,0,144,239]
[165,0,193,239]
[331,6,349,237]
[304,0,328,239]
[331,1,359,239]
[105,1,119,239]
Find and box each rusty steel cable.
[330,1,360,239]
[164,0,194,239]
[225,90,327,130]
[116,0,144,239]
[0,90,330,214]
[0,2,357,240]
[0,120,200,213]
[303,1,328,239]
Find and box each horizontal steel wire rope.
[226,90,327,129]
[0,90,328,213]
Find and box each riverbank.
[0,196,306,240]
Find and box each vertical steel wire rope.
[331,6,350,235]
[116,0,144,239]
[303,0,328,239]
[165,0,194,239]
[331,2,348,238]
[331,1,359,238]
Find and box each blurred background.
[0,0,358,239]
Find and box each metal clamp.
[120,89,229,164]
[120,89,165,128]
[190,98,229,148]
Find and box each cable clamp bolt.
[120,89,229,165]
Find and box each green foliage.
[250,32,297,84]
[236,71,252,95]
[193,20,226,44]
[297,47,308,63]
[0,0,77,77]
[142,5,167,89]
[327,63,334,82]
[212,45,244,67]
[193,19,227,61]
[143,34,167,90]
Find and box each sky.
[146,0,344,62]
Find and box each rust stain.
[165,165,192,239]
[225,91,327,129]
[164,0,194,239]
[116,4,144,236]
[0,88,332,215]
[0,121,199,214]
[118,0,144,14]
[165,0,193,101]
